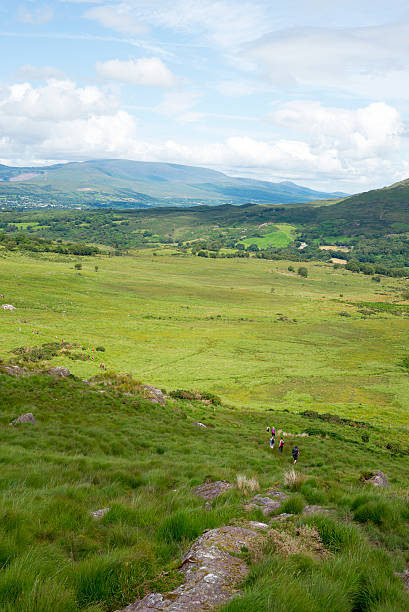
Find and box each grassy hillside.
[1,249,409,610]
[0,159,347,209]
[1,250,409,424]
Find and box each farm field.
[0,249,408,426]
[239,223,297,248]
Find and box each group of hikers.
[266,426,300,464]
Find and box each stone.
[247,521,269,530]
[10,412,36,426]
[1,365,27,376]
[91,508,110,519]
[2,304,16,311]
[250,495,283,516]
[270,513,294,523]
[46,366,71,377]
[367,470,390,487]
[195,480,233,502]
[193,422,207,428]
[116,526,261,612]
[396,569,409,594]
[143,385,166,406]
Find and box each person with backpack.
[292,445,300,464]
[279,438,284,453]
[271,426,276,437]
[269,434,275,450]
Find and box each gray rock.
[195,480,233,502]
[395,569,409,594]
[91,507,110,519]
[251,495,283,516]
[116,526,261,612]
[2,304,16,311]
[247,521,269,530]
[270,513,294,523]
[193,422,207,428]
[367,470,390,487]
[1,365,27,376]
[264,490,289,502]
[46,366,71,377]
[143,385,166,406]
[10,412,36,426]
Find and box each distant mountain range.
[0,159,347,208]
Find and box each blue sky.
[1,0,409,192]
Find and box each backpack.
[292,447,298,458]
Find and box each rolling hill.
[0,159,347,208]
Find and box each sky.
[1,1,409,192]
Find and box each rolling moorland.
[0,244,409,611]
[0,172,409,611]
[0,160,346,208]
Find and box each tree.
[74,263,82,270]
[94,265,99,272]
[297,266,308,278]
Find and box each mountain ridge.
[0,159,348,208]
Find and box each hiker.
[271,426,276,437]
[269,434,275,450]
[279,438,284,453]
[292,445,300,464]
[266,426,270,433]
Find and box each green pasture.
[239,224,296,248]
[0,250,409,426]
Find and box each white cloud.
[0,80,119,121]
[271,101,403,159]
[85,4,146,35]
[245,23,409,99]
[96,57,176,87]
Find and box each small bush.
[95,346,106,352]
[236,474,259,494]
[298,267,308,278]
[281,494,305,515]
[304,515,361,552]
[353,500,397,528]
[74,263,82,270]
[283,468,306,491]
[361,432,370,443]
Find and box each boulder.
[271,513,294,523]
[2,304,16,311]
[143,385,166,406]
[116,526,261,612]
[46,366,71,377]
[91,508,110,520]
[195,480,233,502]
[10,413,36,426]
[367,470,390,487]
[193,422,207,428]
[1,365,27,376]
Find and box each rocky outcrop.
[195,481,233,502]
[46,366,71,377]
[143,385,166,406]
[1,365,27,376]
[302,505,331,515]
[2,304,16,311]
[10,413,36,426]
[193,422,207,428]
[244,490,288,516]
[367,470,390,487]
[116,525,261,612]
[91,507,110,519]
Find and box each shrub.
[298,267,308,278]
[353,500,397,528]
[95,346,106,352]
[304,515,361,552]
[361,432,370,443]
[288,265,294,272]
[281,494,305,515]
[236,474,259,494]
[74,263,82,270]
[283,468,306,491]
